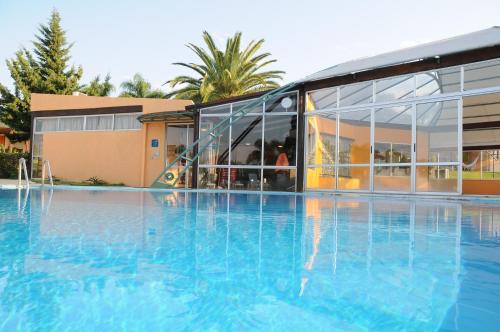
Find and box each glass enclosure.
[198,92,298,192]
[303,57,500,194]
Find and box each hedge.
[0,152,30,179]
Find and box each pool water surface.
[0,188,499,331]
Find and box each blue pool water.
[0,188,499,331]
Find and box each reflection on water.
[0,189,499,331]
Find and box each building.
[0,122,28,152]
[30,93,192,186]
[31,27,500,195]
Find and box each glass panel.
[416,67,461,96]
[58,117,84,131]
[306,115,336,166]
[31,157,43,178]
[32,134,43,157]
[200,104,231,114]
[198,167,228,189]
[232,99,262,114]
[35,118,58,132]
[199,116,230,165]
[166,125,194,188]
[416,100,458,163]
[306,166,335,190]
[265,92,297,113]
[374,106,412,164]
[464,59,500,91]
[114,114,141,130]
[85,115,113,130]
[339,81,372,107]
[339,110,371,164]
[307,87,337,111]
[376,75,413,102]
[263,115,297,166]
[230,116,263,165]
[230,168,261,191]
[416,165,458,193]
[263,169,296,192]
[463,150,500,180]
[337,166,370,190]
[374,166,411,192]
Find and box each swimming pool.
[0,188,498,331]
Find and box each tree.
[119,73,164,98]
[0,10,82,142]
[166,31,284,103]
[80,74,114,96]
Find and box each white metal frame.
[304,57,500,195]
[33,112,142,134]
[198,91,300,191]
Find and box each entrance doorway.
[166,124,194,188]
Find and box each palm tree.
[166,31,284,103]
[119,73,164,98]
[80,73,114,96]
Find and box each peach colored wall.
[43,131,144,186]
[143,122,167,186]
[31,93,192,114]
[463,180,500,195]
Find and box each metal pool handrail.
[17,158,30,189]
[42,159,54,187]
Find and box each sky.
[0,0,499,95]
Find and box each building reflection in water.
[0,189,498,330]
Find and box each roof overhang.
[138,110,194,123]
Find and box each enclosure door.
[166,124,194,188]
[373,105,413,193]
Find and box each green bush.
[0,152,30,179]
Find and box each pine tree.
[0,10,83,142]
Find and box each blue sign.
[151,139,159,148]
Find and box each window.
[58,117,84,131]
[463,150,500,180]
[114,114,141,130]
[416,67,461,96]
[35,118,58,132]
[307,87,338,111]
[86,115,113,130]
[339,82,373,107]
[464,59,500,91]
[376,75,413,102]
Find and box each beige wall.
[32,93,193,187]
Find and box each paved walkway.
[0,178,37,188]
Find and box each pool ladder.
[18,158,54,189]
